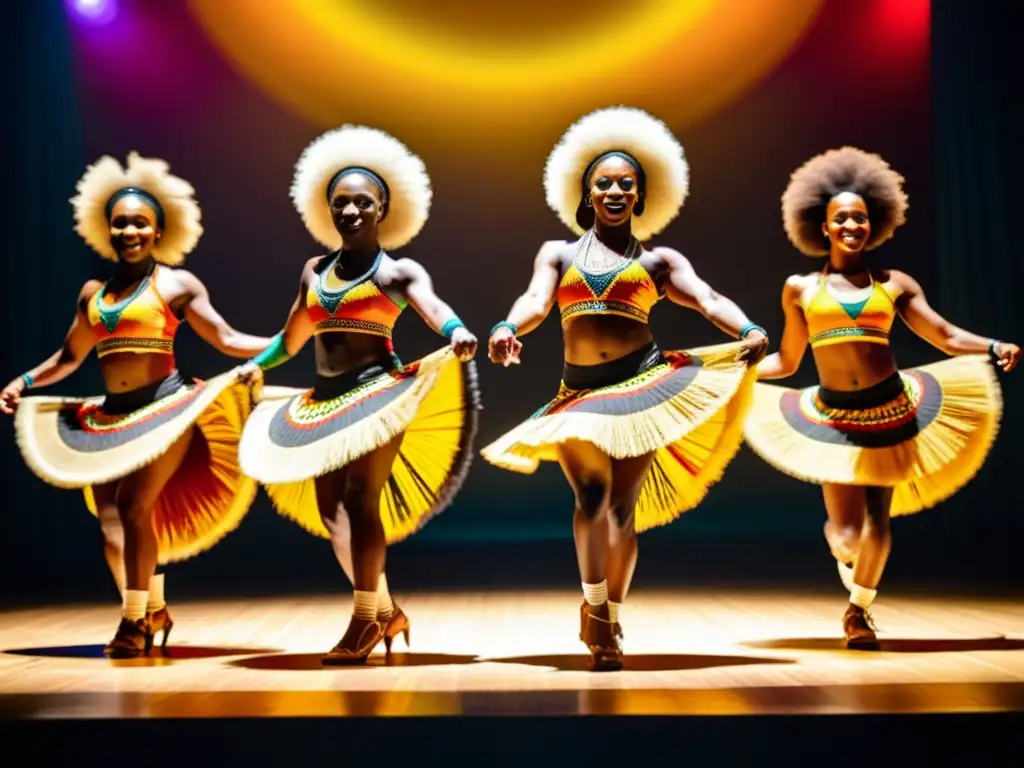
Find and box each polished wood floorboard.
[2,589,1023,717]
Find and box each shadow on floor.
[482,652,795,672]
[2,644,284,666]
[740,636,1024,653]
[229,651,480,671]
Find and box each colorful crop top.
[86,266,179,359]
[557,234,660,326]
[802,271,896,349]
[306,250,405,338]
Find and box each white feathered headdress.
[544,106,689,242]
[70,152,202,266]
[290,125,432,251]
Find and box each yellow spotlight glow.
[187,0,823,157]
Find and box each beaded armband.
[250,333,292,371]
[739,322,768,340]
[441,317,466,340]
[490,321,517,338]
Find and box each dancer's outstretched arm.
[757,276,809,380]
[657,246,768,364]
[173,270,275,358]
[395,258,478,361]
[488,241,562,366]
[893,270,1019,372]
[236,258,318,383]
[0,280,101,413]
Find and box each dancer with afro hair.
[482,107,768,671]
[237,125,480,665]
[746,147,1019,648]
[1,152,274,657]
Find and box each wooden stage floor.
[2,588,1023,719]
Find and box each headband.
[105,187,165,228]
[581,151,647,196]
[327,166,390,217]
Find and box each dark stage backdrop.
[2,1,1020,599]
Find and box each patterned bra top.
[305,249,406,338]
[802,270,896,349]
[86,265,179,359]
[557,230,660,326]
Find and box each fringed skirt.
[13,369,257,563]
[479,341,757,532]
[742,355,1002,516]
[238,346,480,544]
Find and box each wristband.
[739,322,767,340]
[250,333,292,371]
[490,321,517,338]
[21,373,34,389]
[441,317,466,340]
[989,339,1000,360]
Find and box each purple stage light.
[66,0,118,26]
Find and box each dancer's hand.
[0,378,26,415]
[450,327,478,362]
[489,326,522,367]
[235,362,264,403]
[737,332,769,365]
[994,341,1020,373]
[235,361,263,386]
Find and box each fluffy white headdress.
[290,125,432,251]
[544,106,689,242]
[71,152,202,266]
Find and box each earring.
[585,196,593,208]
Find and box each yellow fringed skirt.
[480,341,757,532]
[742,355,1003,516]
[13,369,257,564]
[238,346,480,544]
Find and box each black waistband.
[102,370,188,415]
[562,341,661,390]
[818,372,904,409]
[311,357,397,401]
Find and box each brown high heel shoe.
[579,602,623,640]
[579,601,623,672]
[147,607,174,657]
[104,615,153,659]
[381,605,410,654]
[322,615,386,665]
[843,604,879,650]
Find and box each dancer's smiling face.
[109,196,161,263]
[823,192,871,256]
[587,155,642,227]
[330,172,384,247]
